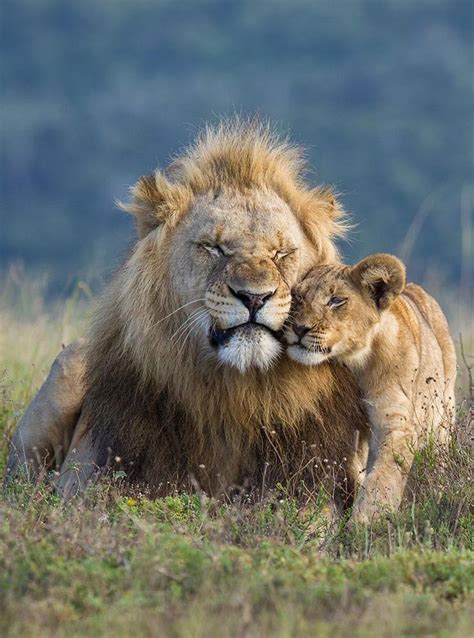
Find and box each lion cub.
[286,254,456,523]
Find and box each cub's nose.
[230,288,275,320]
[292,324,311,340]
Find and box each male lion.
[286,254,457,522]
[7,120,369,502]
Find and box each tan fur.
[287,254,457,522]
[5,340,87,483]
[53,119,368,499]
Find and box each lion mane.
[80,119,368,498]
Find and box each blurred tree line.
[0,0,472,292]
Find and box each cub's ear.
[351,253,406,310]
[118,171,192,239]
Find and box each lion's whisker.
[171,310,208,347]
[149,298,206,330]
[175,313,209,358]
[169,309,208,342]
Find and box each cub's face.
[285,265,381,366]
[167,188,320,372]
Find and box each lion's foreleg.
[5,340,87,485]
[55,412,99,498]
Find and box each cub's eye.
[202,244,224,257]
[328,296,347,309]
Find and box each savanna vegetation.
[1,1,472,635]
[0,272,472,637]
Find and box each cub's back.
[402,283,457,386]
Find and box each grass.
[0,270,473,637]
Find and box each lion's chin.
[213,324,283,373]
[286,345,330,366]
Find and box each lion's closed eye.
[203,244,224,257]
[273,248,298,261]
[197,242,232,258]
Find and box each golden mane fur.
[81,119,368,499]
[120,118,348,260]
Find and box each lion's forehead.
[188,189,304,249]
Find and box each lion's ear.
[311,185,345,222]
[118,171,192,238]
[299,186,348,262]
[351,253,406,310]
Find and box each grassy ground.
[1,271,473,637]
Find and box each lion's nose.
[293,324,311,340]
[230,288,275,320]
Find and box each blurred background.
[1,0,472,301]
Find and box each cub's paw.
[350,486,395,526]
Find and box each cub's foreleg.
[352,401,416,524]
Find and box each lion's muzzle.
[228,287,276,322]
[204,259,291,372]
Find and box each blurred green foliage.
[0,0,472,290]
